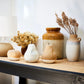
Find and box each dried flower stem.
[55,12,79,35]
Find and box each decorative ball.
[7,50,22,61]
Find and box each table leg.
[19,77,27,84]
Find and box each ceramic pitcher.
[66,34,81,62]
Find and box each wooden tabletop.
[0,57,84,75]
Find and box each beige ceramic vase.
[42,27,64,59]
[41,44,57,63]
[66,34,81,62]
[0,43,13,57]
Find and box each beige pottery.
[66,34,81,61]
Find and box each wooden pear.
[41,44,57,63]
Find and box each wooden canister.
[42,27,64,59]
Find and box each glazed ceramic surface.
[66,41,80,61]
[42,28,64,59]
[66,35,81,61]
[24,44,39,63]
[43,40,64,59]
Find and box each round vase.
[66,34,81,62]
[0,43,13,57]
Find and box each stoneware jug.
[66,34,81,62]
[24,44,39,63]
[42,27,64,59]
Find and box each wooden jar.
[42,27,64,59]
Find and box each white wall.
[0,0,12,16]
[16,0,84,59]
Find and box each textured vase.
[66,34,81,62]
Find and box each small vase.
[21,46,28,55]
[66,34,81,62]
[24,44,39,63]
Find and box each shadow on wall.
[64,36,68,58]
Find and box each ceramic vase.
[0,43,13,57]
[42,27,64,59]
[24,44,39,63]
[66,34,81,62]
[21,46,28,55]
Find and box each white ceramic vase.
[66,35,81,62]
[24,44,39,63]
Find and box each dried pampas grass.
[55,12,79,35]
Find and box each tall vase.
[66,34,81,62]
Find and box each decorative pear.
[24,44,39,63]
[41,44,57,63]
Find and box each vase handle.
[78,37,81,41]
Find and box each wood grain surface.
[0,57,84,74]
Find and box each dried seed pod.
[62,12,68,22]
[55,13,64,28]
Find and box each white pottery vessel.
[66,35,81,62]
[24,44,39,63]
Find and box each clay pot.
[66,34,81,62]
[42,27,64,59]
[21,46,28,55]
[0,43,13,57]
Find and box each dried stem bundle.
[11,31,39,48]
[55,12,79,35]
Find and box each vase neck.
[69,34,81,42]
[69,34,77,40]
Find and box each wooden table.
[0,57,84,84]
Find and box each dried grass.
[55,12,79,35]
